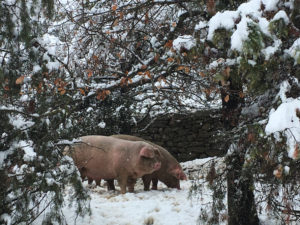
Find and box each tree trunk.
[227,148,259,225]
[221,68,259,225]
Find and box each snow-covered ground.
[32,158,214,225]
[33,157,298,225]
[63,180,200,225]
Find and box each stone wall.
[130,109,229,162]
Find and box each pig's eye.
[140,156,150,160]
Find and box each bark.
[222,68,259,225]
[227,148,259,225]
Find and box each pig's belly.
[85,163,117,180]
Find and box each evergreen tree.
[0,1,90,224]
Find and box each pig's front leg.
[117,176,128,194]
[127,177,137,193]
[151,178,158,190]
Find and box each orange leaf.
[141,64,147,70]
[119,11,124,19]
[16,76,25,85]
[167,57,174,62]
[204,88,211,96]
[177,66,185,71]
[274,166,283,178]
[224,95,230,103]
[224,67,230,77]
[247,133,255,142]
[112,18,119,27]
[116,53,122,59]
[97,90,110,100]
[128,78,133,84]
[138,71,143,75]
[164,40,173,48]
[172,22,176,27]
[87,69,93,78]
[54,78,61,86]
[145,12,149,24]
[199,72,206,77]
[239,92,245,98]
[60,89,66,95]
[145,71,151,79]
[79,88,85,95]
[184,66,190,73]
[4,85,10,91]
[92,55,99,61]
[154,53,160,63]
[120,77,127,86]
[112,5,117,11]
[96,92,102,100]
[207,0,216,15]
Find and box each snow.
[262,0,279,11]
[11,140,37,162]
[98,121,106,128]
[9,114,35,130]
[262,39,282,60]
[173,35,196,51]
[238,0,261,18]
[258,17,271,36]
[265,99,300,158]
[272,10,289,24]
[265,81,300,159]
[33,65,41,73]
[46,61,60,70]
[195,21,207,30]
[0,214,11,225]
[207,11,239,41]
[40,34,61,56]
[286,38,300,63]
[206,0,291,53]
[231,17,252,51]
[30,156,298,225]
[33,159,213,225]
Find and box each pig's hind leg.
[142,175,152,191]
[106,179,115,191]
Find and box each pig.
[64,135,161,194]
[110,134,187,191]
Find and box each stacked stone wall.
[130,109,228,162]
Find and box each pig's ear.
[140,147,154,158]
[169,167,187,180]
[153,147,162,158]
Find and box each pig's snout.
[154,162,161,171]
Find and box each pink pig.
[65,135,161,194]
[111,135,187,191]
